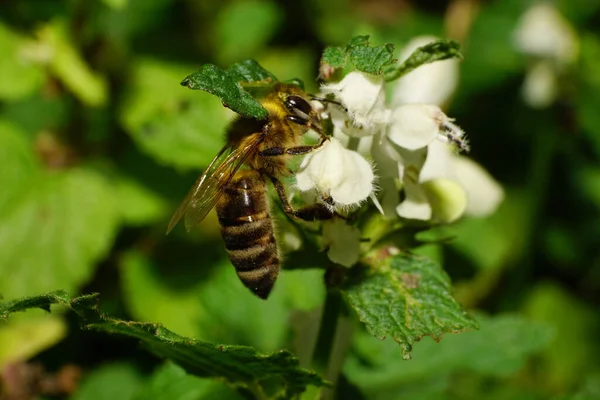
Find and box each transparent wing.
[166,134,264,234]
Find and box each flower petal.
[452,156,504,217]
[321,71,388,130]
[392,36,460,106]
[322,219,361,267]
[396,180,432,220]
[295,138,375,207]
[387,104,442,150]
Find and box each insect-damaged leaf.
[180,60,278,120]
[384,40,463,81]
[342,251,478,358]
[0,291,326,397]
[320,35,396,75]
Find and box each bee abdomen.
[216,173,280,299]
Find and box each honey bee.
[167,83,335,299]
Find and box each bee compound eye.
[285,95,312,116]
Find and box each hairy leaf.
[320,35,396,75]
[228,59,278,83]
[384,40,462,81]
[0,291,326,397]
[342,252,478,358]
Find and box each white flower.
[452,156,504,217]
[296,138,375,208]
[393,141,503,222]
[391,36,460,107]
[387,104,468,151]
[513,4,578,109]
[321,71,390,131]
[513,3,578,65]
[522,60,558,109]
[322,219,361,267]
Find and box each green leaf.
[0,291,326,397]
[577,34,600,158]
[0,290,70,318]
[114,175,168,226]
[320,47,347,69]
[345,314,554,396]
[320,35,396,75]
[350,43,396,75]
[180,63,271,119]
[71,362,144,400]
[135,362,244,400]
[383,40,462,81]
[0,314,66,365]
[37,20,108,107]
[227,59,278,84]
[342,252,478,358]
[523,283,600,392]
[120,59,231,169]
[100,0,128,10]
[215,0,283,64]
[0,123,120,299]
[457,0,525,95]
[0,23,45,100]
[0,121,39,211]
[120,249,325,352]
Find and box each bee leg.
[259,136,328,157]
[270,177,341,221]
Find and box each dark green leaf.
[342,252,478,358]
[0,290,70,319]
[384,40,462,81]
[0,292,326,397]
[181,64,269,119]
[227,59,278,83]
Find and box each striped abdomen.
[216,170,279,299]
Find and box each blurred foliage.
[0,0,599,399]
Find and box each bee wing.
[166,133,264,234]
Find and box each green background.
[1,0,599,399]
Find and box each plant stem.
[306,288,344,400]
